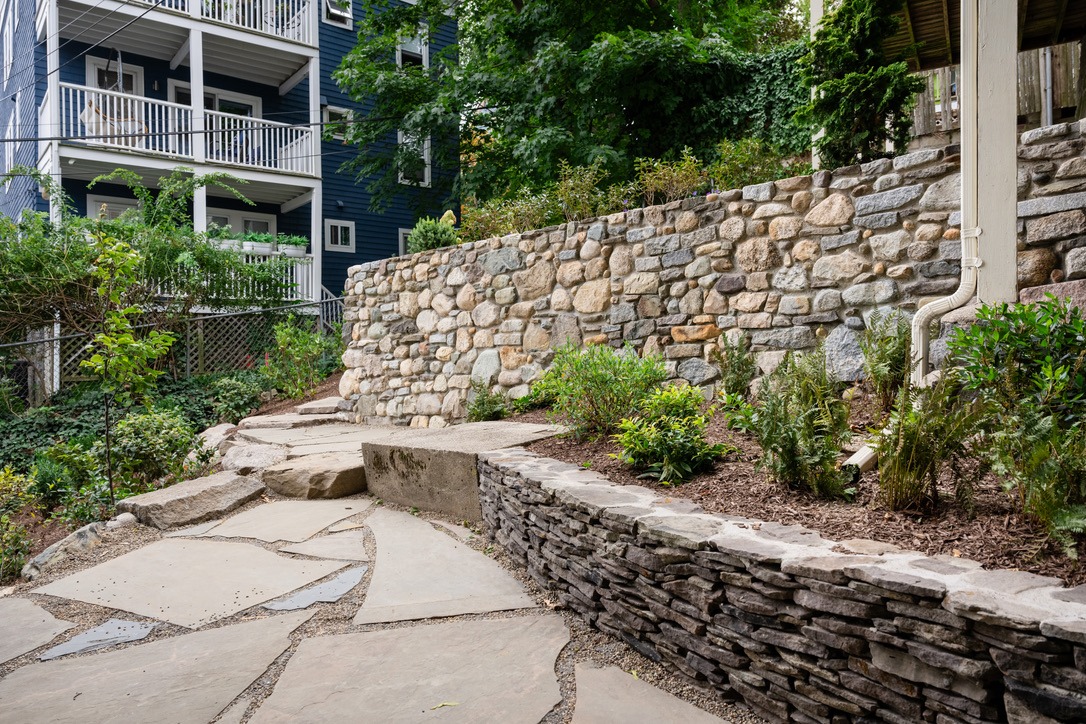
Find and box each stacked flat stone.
[342,121,1086,427]
[478,448,1086,724]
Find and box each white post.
[46,0,61,222]
[190,29,207,233]
[975,0,1018,303]
[809,0,824,170]
[308,56,322,301]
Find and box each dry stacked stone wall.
[478,448,1086,724]
[342,121,1086,427]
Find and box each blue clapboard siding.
[317,0,458,292]
[0,0,46,219]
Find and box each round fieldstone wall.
[478,448,1086,724]
[341,121,1086,427]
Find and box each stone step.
[296,397,345,416]
[116,471,265,530]
[237,412,341,430]
[262,452,367,499]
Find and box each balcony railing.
[155,249,316,303]
[58,83,316,177]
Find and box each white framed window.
[397,130,431,187]
[86,56,144,95]
[325,219,355,253]
[396,31,428,69]
[88,194,140,220]
[168,81,262,118]
[398,227,412,255]
[206,208,278,236]
[323,106,352,141]
[322,0,352,28]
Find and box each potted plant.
[276,233,309,258]
[206,223,241,251]
[241,231,277,254]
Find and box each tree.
[797,0,925,169]
[334,0,807,208]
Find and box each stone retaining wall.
[478,448,1086,724]
[342,121,1086,427]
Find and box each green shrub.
[861,311,912,411]
[636,148,708,205]
[614,385,731,485]
[29,453,79,511]
[708,138,812,192]
[212,374,264,424]
[546,344,667,440]
[466,379,508,422]
[747,349,851,498]
[459,190,560,242]
[0,466,33,514]
[555,159,609,222]
[0,513,30,581]
[108,409,196,490]
[874,376,985,512]
[710,333,757,400]
[512,367,561,413]
[406,217,459,254]
[261,317,338,398]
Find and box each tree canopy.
[334,0,809,209]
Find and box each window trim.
[322,105,352,141]
[87,194,140,220]
[206,207,278,236]
[322,0,352,28]
[168,80,263,118]
[396,29,429,69]
[396,130,431,187]
[86,56,145,96]
[324,219,356,253]
[398,227,412,256]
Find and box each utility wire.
[0,0,125,79]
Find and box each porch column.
[45,0,61,222]
[191,29,207,232]
[971,0,1018,302]
[310,186,323,302]
[308,55,322,300]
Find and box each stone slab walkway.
[0,417,733,723]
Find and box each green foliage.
[546,344,667,440]
[512,368,561,413]
[211,374,265,424]
[0,513,30,581]
[747,349,851,498]
[261,317,340,399]
[406,217,459,254]
[554,159,611,222]
[335,0,807,209]
[707,138,812,192]
[797,0,924,168]
[636,149,708,206]
[614,385,732,486]
[710,333,757,400]
[109,410,197,490]
[0,467,33,514]
[874,376,986,512]
[861,311,912,411]
[459,190,559,241]
[466,379,508,422]
[276,234,309,248]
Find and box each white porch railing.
[59,83,194,159]
[199,0,314,46]
[155,250,315,303]
[204,111,315,176]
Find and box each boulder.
[262,453,367,499]
[21,522,104,580]
[824,325,865,382]
[221,443,289,475]
[116,472,264,530]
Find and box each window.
[323,106,352,141]
[206,208,277,236]
[169,81,262,118]
[87,194,139,220]
[396,32,428,69]
[397,130,431,187]
[86,56,144,95]
[398,227,412,256]
[322,0,352,28]
[325,219,355,253]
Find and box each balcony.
[57,83,316,177]
[155,248,317,303]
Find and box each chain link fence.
[0,297,344,412]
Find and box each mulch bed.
[517,389,1086,587]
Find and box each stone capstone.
[261,453,367,499]
[116,471,264,530]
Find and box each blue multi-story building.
[0,0,455,300]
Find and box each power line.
[1,0,133,80]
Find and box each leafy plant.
[614,385,731,485]
[861,311,912,411]
[108,409,196,490]
[211,374,264,424]
[275,234,309,248]
[466,379,508,422]
[406,217,459,254]
[636,148,709,205]
[708,138,811,192]
[797,0,925,168]
[0,513,30,581]
[554,159,609,222]
[512,367,562,413]
[260,317,338,398]
[874,376,986,512]
[747,349,851,498]
[710,333,757,400]
[546,343,667,440]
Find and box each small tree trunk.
[104,392,115,507]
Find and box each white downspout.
[909,0,982,388]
